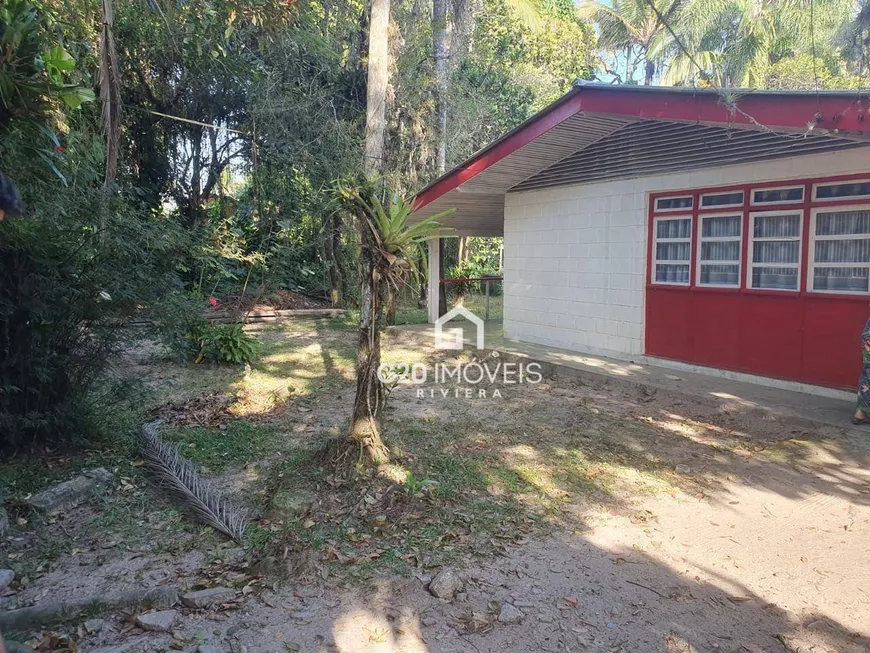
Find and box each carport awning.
[412,83,870,236]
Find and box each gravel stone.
[27,468,114,512]
[0,569,14,590]
[181,587,235,608]
[428,569,464,600]
[84,618,105,633]
[134,609,177,632]
[498,603,525,624]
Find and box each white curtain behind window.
[813,210,870,292]
[700,215,740,286]
[751,214,801,290]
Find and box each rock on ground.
[181,587,236,608]
[428,569,463,600]
[196,646,224,653]
[27,468,114,512]
[0,569,14,591]
[498,603,525,624]
[84,618,105,634]
[134,609,177,632]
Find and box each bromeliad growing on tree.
[325,177,453,471]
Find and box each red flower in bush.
[208,297,219,307]
[55,145,64,153]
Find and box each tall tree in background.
[364,0,391,176]
[100,0,121,187]
[655,0,854,87]
[433,0,449,174]
[580,0,679,84]
[837,0,870,78]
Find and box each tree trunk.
[324,219,389,471]
[364,0,391,176]
[348,221,389,461]
[417,250,427,309]
[458,236,469,262]
[644,60,655,85]
[326,212,342,306]
[438,236,447,316]
[433,0,449,174]
[385,284,397,325]
[100,0,121,189]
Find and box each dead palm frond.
[99,0,122,186]
[138,421,248,541]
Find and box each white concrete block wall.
[502,148,870,360]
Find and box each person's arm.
[0,172,24,221]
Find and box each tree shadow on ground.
[219,528,870,652]
[10,321,868,652]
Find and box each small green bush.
[155,294,261,365]
[197,322,262,365]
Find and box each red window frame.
[647,172,870,301]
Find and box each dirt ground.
[209,290,331,318]
[3,323,869,653]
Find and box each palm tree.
[835,0,870,78]
[325,178,452,470]
[655,0,854,88]
[580,0,683,85]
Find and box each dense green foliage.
[0,0,868,448]
[585,0,870,88]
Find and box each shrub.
[198,322,262,365]
[155,293,261,365]
[154,292,213,361]
[0,196,183,450]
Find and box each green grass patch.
[161,421,281,473]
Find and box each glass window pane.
[816,210,870,236]
[700,264,739,286]
[753,187,803,203]
[752,267,798,290]
[655,264,690,284]
[754,214,800,238]
[656,197,693,210]
[656,218,691,239]
[813,267,869,292]
[815,239,870,263]
[815,182,870,199]
[702,215,741,238]
[753,241,800,264]
[701,241,740,261]
[701,191,744,208]
[656,241,691,261]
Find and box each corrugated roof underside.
[411,113,634,234]
[456,114,634,194]
[511,120,866,192]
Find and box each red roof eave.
[413,84,870,211]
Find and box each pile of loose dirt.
[213,289,330,316]
[150,391,236,427]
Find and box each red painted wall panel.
[801,298,867,388]
[644,289,692,361]
[645,173,870,391]
[688,294,741,369]
[737,297,804,381]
